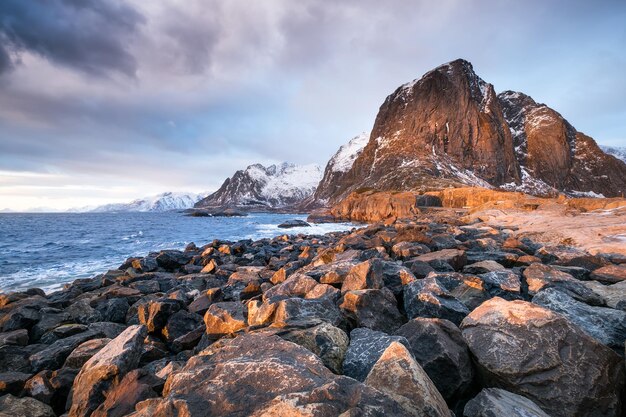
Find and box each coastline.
[1,205,624,416]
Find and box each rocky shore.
[1,207,625,417]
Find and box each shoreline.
[0,206,624,416]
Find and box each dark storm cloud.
[0,0,144,77]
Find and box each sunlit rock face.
[323,59,626,204]
[460,297,625,417]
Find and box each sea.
[0,212,356,294]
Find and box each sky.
[0,0,625,211]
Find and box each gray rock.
[0,394,55,417]
[340,288,404,333]
[523,263,605,306]
[404,277,470,325]
[30,329,104,372]
[461,298,624,417]
[533,288,626,351]
[463,388,552,417]
[343,327,410,382]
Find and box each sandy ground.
[468,203,626,256]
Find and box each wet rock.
[68,324,147,417]
[137,299,183,334]
[533,288,626,351]
[591,264,626,284]
[461,297,625,417]
[276,321,349,374]
[64,338,111,369]
[277,219,311,228]
[0,394,55,417]
[0,329,29,346]
[364,341,451,417]
[91,369,162,417]
[341,259,385,293]
[463,388,551,417]
[0,371,31,394]
[404,277,470,325]
[395,318,474,406]
[203,302,246,336]
[523,263,605,305]
[343,327,410,382]
[340,288,404,333]
[131,257,158,273]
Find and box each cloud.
[0,0,144,77]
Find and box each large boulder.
[463,388,551,417]
[203,302,246,336]
[416,249,467,271]
[591,264,626,283]
[0,394,55,417]
[583,280,626,310]
[523,263,604,305]
[137,299,182,334]
[532,288,626,351]
[30,329,104,372]
[143,333,410,416]
[404,277,469,325]
[395,318,474,406]
[91,369,162,417]
[339,288,404,333]
[68,325,147,417]
[343,327,410,382]
[341,259,385,293]
[273,297,344,329]
[460,298,625,417]
[364,341,451,417]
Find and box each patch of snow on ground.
[568,190,606,199]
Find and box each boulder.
[0,394,55,417]
[523,263,605,305]
[477,270,521,299]
[343,327,410,382]
[533,288,626,351]
[463,260,505,274]
[461,298,625,417]
[137,299,182,334]
[0,371,31,395]
[68,325,147,417]
[463,388,551,417]
[30,329,104,372]
[395,318,474,406]
[364,341,451,417]
[262,273,318,302]
[0,329,29,346]
[583,280,626,310]
[275,321,349,374]
[341,259,385,293]
[404,277,470,325]
[203,302,246,336]
[591,264,626,284]
[380,261,417,296]
[161,310,203,343]
[148,333,409,416]
[339,288,404,333]
[432,272,490,311]
[416,249,467,271]
[277,219,311,228]
[273,297,344,329]
[91,369,162,417]
[64,338,111,369]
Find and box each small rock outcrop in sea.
[277,219,311,228]
[1,207,625,416]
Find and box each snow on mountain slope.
[601,145,626,164]
[91,192,206,212]
[328,132,369,173]
[195,162,322,209]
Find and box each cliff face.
[324,59,626,204]
[195,162,322,210]
[499,91,626,197]
[333,59,520,201]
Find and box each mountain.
[91,192,206,212]
[601,145,626,164]
[308,132,369,205]
[195,162,322,210]
[326,59,626,202]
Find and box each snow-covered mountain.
[195,162,322,210]
[91,192,206,212]
[601,145,626,164]
[308,132,369,205]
